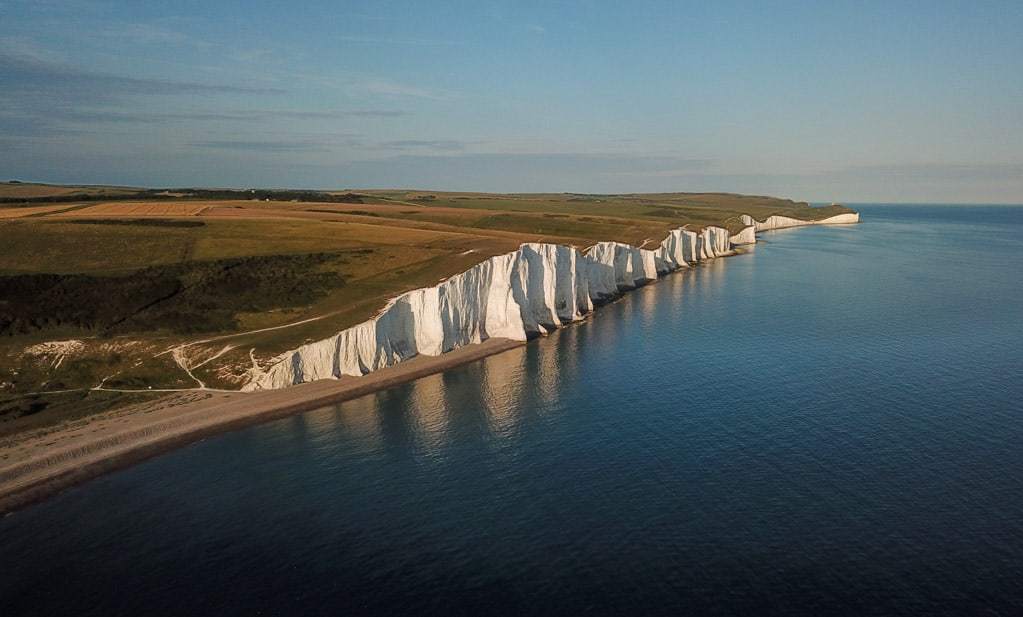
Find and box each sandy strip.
[0,338,524,514]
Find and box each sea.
[2,204,1022,616]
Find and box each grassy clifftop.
[0,183,854,434]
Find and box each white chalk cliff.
[245,213,857,391]
[728,225,757,246]
[741,212,860,231]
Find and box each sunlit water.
[3,205,1023,616]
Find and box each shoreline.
[0,211,858,514]
[0,338,524,514]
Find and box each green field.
[0,182,854,435]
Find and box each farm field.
[59,202,214,217]
[0,205,81,219]
[0,183,854,434]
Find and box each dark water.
[3,205,1023,616]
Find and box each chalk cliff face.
[245,214,853,391]
[741,212,860,231]
[729,225,757,246]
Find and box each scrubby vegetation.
[0,185,368,205]
[0,253,351,337]
[67,219,206,228]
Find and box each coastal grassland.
[356,190,851,233]
[0,185,854,433]
[0,213,520,431]
[196,200,671,246]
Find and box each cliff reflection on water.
[285,342,572,455]
[259,260,723,459]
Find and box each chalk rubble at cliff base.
[246,212,858,391]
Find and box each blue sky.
[1,0,1021,202]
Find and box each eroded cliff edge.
[246,212,858,391]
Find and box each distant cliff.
[741,212,860,231]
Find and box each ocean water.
[3,205,1023,616]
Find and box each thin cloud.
[229,48,277,63]
[46,110,253,124]
[272,109,409,119]
[838,162,1023,181]
[340,152,725,178]
[97,23,212,48]
[189,140,330,152]
[345,109,410,118]
[336,35,461,46]
[48,108,410,124]
[0,49,286,99]
[608,159,719,177]
[188,132,365,153]
[381,140,465,151]
[362,79,451,101]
